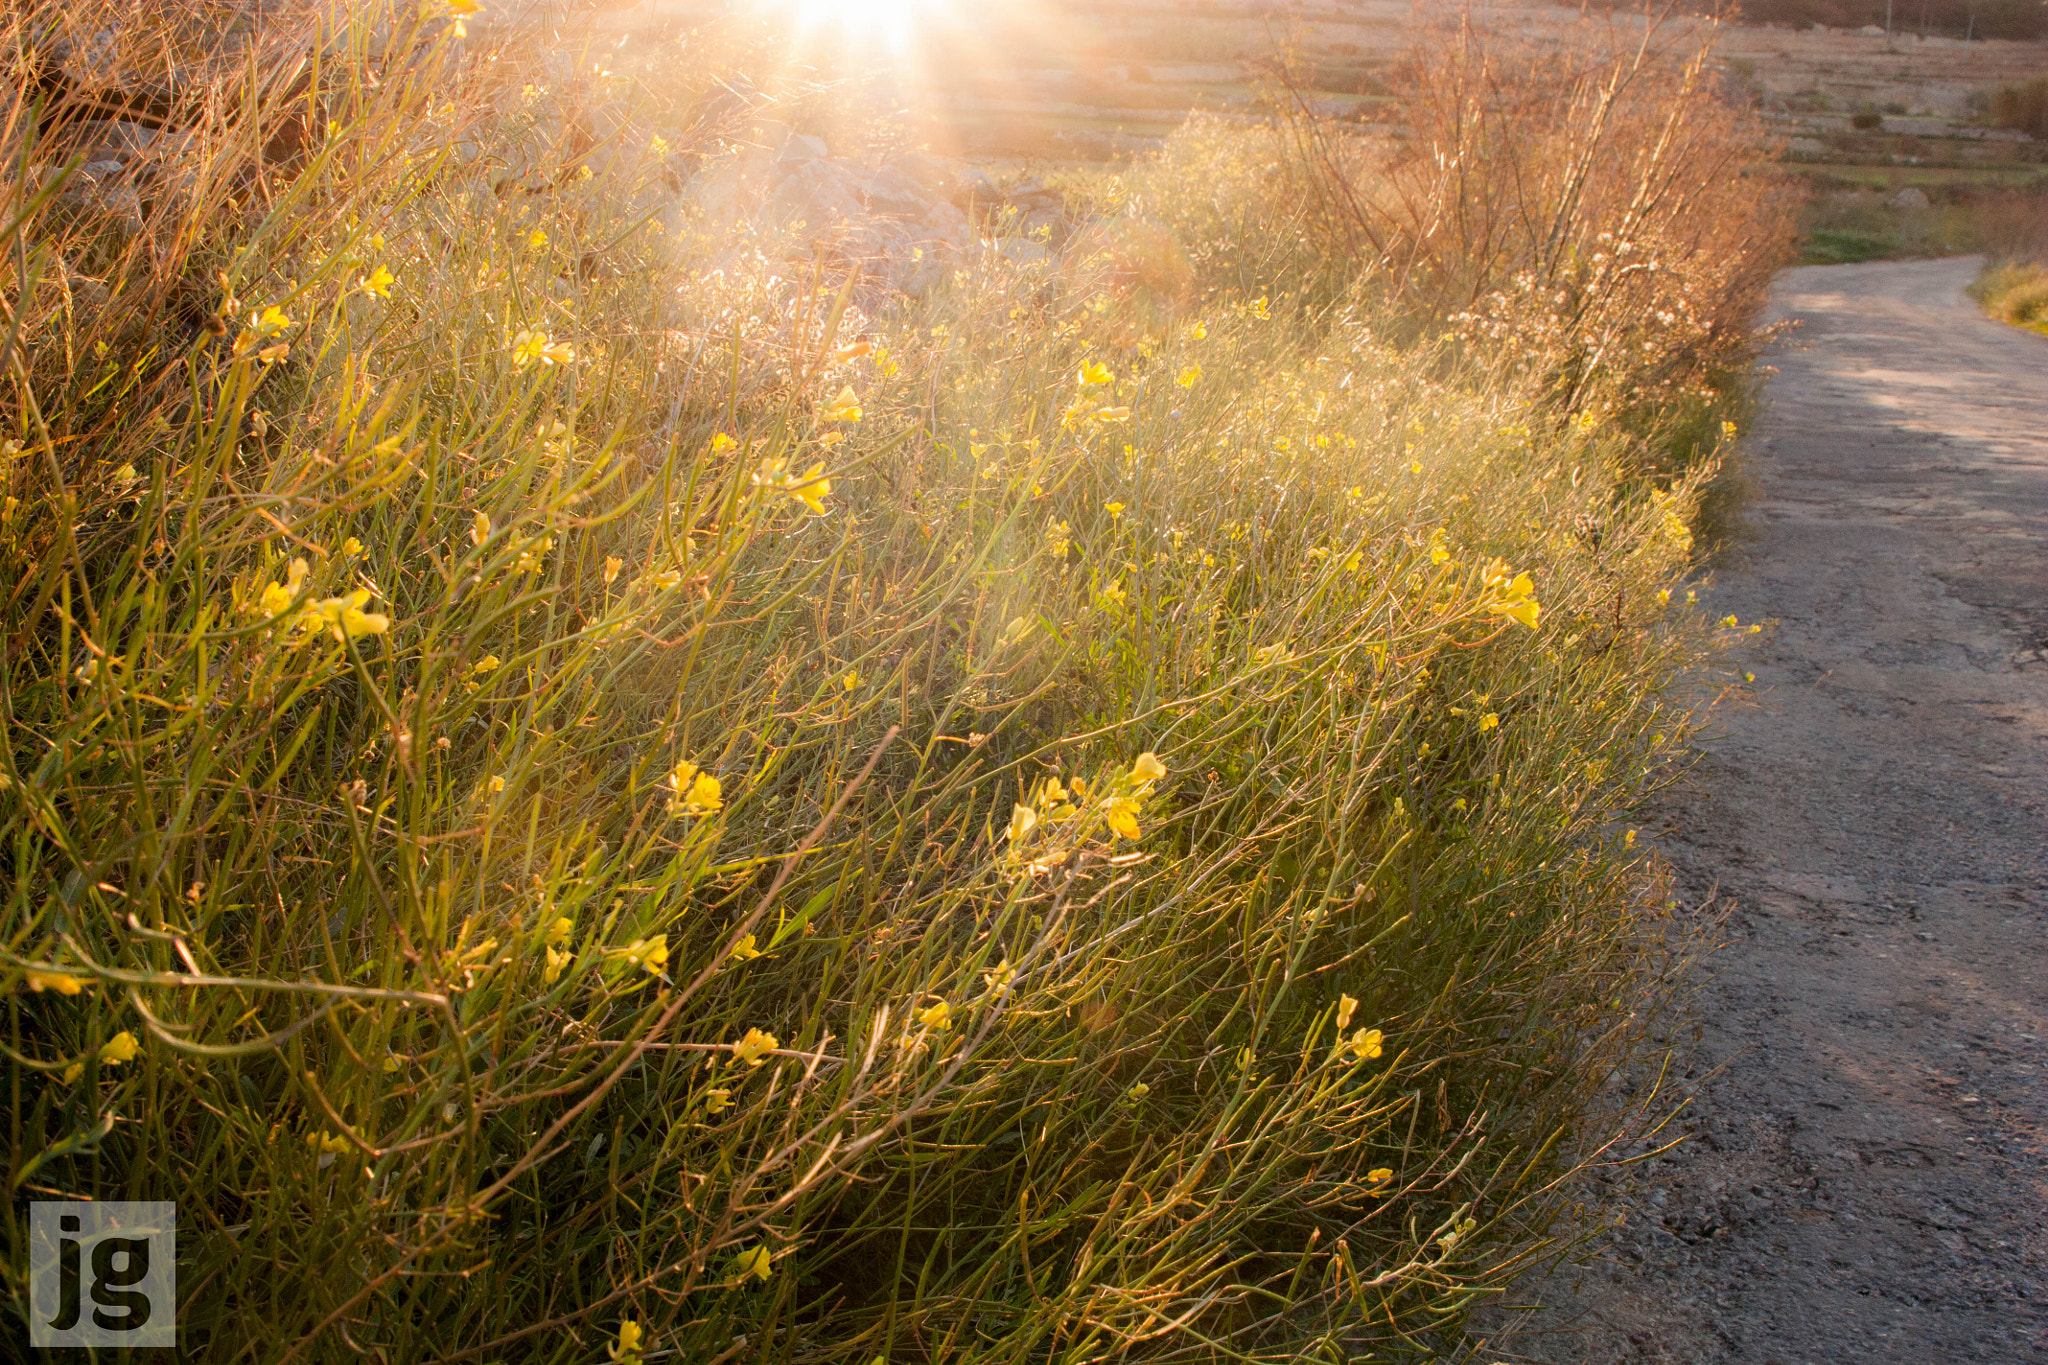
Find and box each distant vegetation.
[1725,0,2044,40]
[4,2,1784,1359]
[1989,77,2048,138]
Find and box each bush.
[2,2,1761,1358]
[1850,110,1884,131]
[1989,79,2048,140]
[1170,12,1796,450]
[1971,261,2048,333]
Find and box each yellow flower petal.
[820,386,863,423]
[1103,798,1140,841]
[731,1027,779,1067]
[1345,1027,1384,1062]
[24,970,85,995]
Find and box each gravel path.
[1523,256,2048,1363]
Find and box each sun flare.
[785,0,939,48]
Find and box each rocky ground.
[1496,258,2048,1363]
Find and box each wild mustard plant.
[1,1,1758,1358]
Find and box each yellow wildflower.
[341,537,364,557]
[250,305,292,337]
[359,265,394,298]
[1104,501,1125,520]
[732,1245,773,1283]
[752,458,833,515]
[788,464,832,515]
[702,1087,733,1115]
[669,761,723,817]
[316,590,390,642]
[820,386,863,423]
[546,916,573,947]
[1336,993,1358,1032]
[99,1031,140,1065]
[1345,1027,1384,1062]
[1007,803,1038,844]
[542,946,571,984]
[1103,797,1140,841]
[1250,296,1270,320]
[731,1027,778,1067]
[729,934,761,961]
[917,999,952,1030]
[1367,1167,1394,1187]
[260,558,311,619]
[1177,366,1200,388]
[1131,752,1166,784]
[603,555,623,585]
[24,970,85,995]
[511,330,573,367]
[445,0,481,38]
[1483,561,1541,630]
[619,936,668,974]
[1479,712,1499,731]
[1077,360,1113,387]
[470,511,490,546]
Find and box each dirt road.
[1527,256,2048,1363]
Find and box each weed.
[2,2,1762,1358]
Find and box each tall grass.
[4,2,1768,1358]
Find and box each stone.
[1885,187,1930,210]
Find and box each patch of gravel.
[1482,257,2048,1364]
